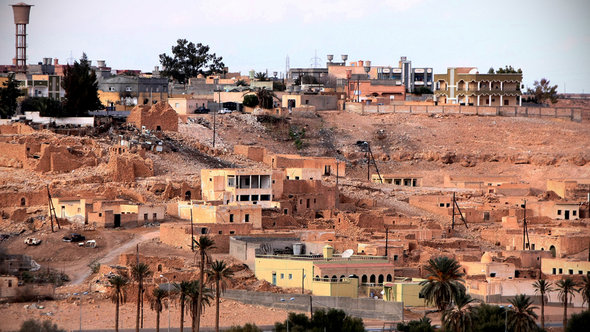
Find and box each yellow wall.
[312,277,359,298]
[541,258,590,276]
[384,279,426,306]
[177,201,262,229]
[284,168,322,181]
[255,257,315,290]
[98,90,121,106]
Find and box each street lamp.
[499,304,513,332]
[73,291,89,332]
[280,297,296,332]
[160,275,171,332]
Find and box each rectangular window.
[559,268,563,274]
[144,213,148,221]
[393,255,398,261]
[283,209,288,215]
[579,270,583,274]
[281,273,284,279]
[239,195,249,201]
[261,194,271,201]
[288,274,293,280]
[446,203,450,207]
[218,231,223,234]
[245,214,250,222]
[229,214,234,223]
[552,268,556,274]
[557,210,562,215]
[229,231,235,234]
[227,175,235,187]
[573,210,577,216]
[251,195,259,201]
[439,203,444,207]
[569,269,574,275]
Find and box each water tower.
[11,2,33,73]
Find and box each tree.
[272,80,286,91]
[186,280,213,332]
[19,319,65,332]
[207,260,234,332]
[419,256,466,323]
[507,294,538,332]
[108,274,129,332]
[0,74,24,118]
[488,67,495,74]
[253,88,279,109]
[131,263,153,332]
[254,72,269,81]
[193,236,215,332]
[150,287,168,332]
[159,39,225,84]
[527,78,558,105]
[413,87,433,95]
[21,97,64,117]
[242,94,259,108]
[471,304,506,332]
[396,317,435,332]
[566,310,590,332]
[174,281,193,332]
[533,278,554,330]
[224,324,262,332]
[442,291,477,332]
[295,75,318,85]
[581,276,590,311]
[235,79,248,87]
[556,277,580,329]
[61,53,103,116]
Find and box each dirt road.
[70,230,160,285]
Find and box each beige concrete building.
[371,174,422,187]
[541,258,590,276]
[170,200,262,229]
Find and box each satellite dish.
[342,249,354,258]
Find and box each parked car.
[195,106,210,114]
[218,108,232,114]
[24,237,42,246]
[62,233,85,242]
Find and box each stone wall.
[345,103,584,122]
[221,289,403,321]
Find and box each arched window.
[361,275,367,283]
[340,275,346,281]
[386,274,392,282]
[331,275,338,282]
[20,197,26,206]
[378,275,384,284]
[549,245,556,258]
[370,275,376,283]
[157,264,162,272]
[185,191,191,201]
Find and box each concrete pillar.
[519,95,522,106]
[465,95,469,105]
[489,95,492,105]
[500,95,503,106]
[477,95,480,106]
[477,81,480,91]
[500,81,503,91]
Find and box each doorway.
[114,214,121,228]
[564,210,570,220]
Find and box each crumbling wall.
[107,150,154,182]
[127,102,179,132]
[0,123,35,135]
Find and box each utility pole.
[190,211,195,252]
[451,192,468,229]
[301,269,305,294]
[385,225,389,257]
[522,200,530,250]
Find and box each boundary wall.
[221,289,403,321]
[345,103,583,122]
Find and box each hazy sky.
[1,0,589,92]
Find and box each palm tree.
[581,275,590,311]
[108,274,129,332]
[207,260,234,332]
[187,280,213,332]
[556,277,580,329]
[193,235,215,332]
[507,294,538,332]
[254,72,268,81]
[150,287,168,332]
[442,291,476,332]
[419,256,466,323]
[174,281,193,332]
[253,88,279,109]
[131,263,153,332]
[532,278,554,330]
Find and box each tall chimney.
[11,3,33,74]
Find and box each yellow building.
[201,169,284,208]
[371,174,422,187]
[541,258,590,276]
[254,245,393,298]
[175,200,262,229]
[383,278,426,307]
[284,168,322,181]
